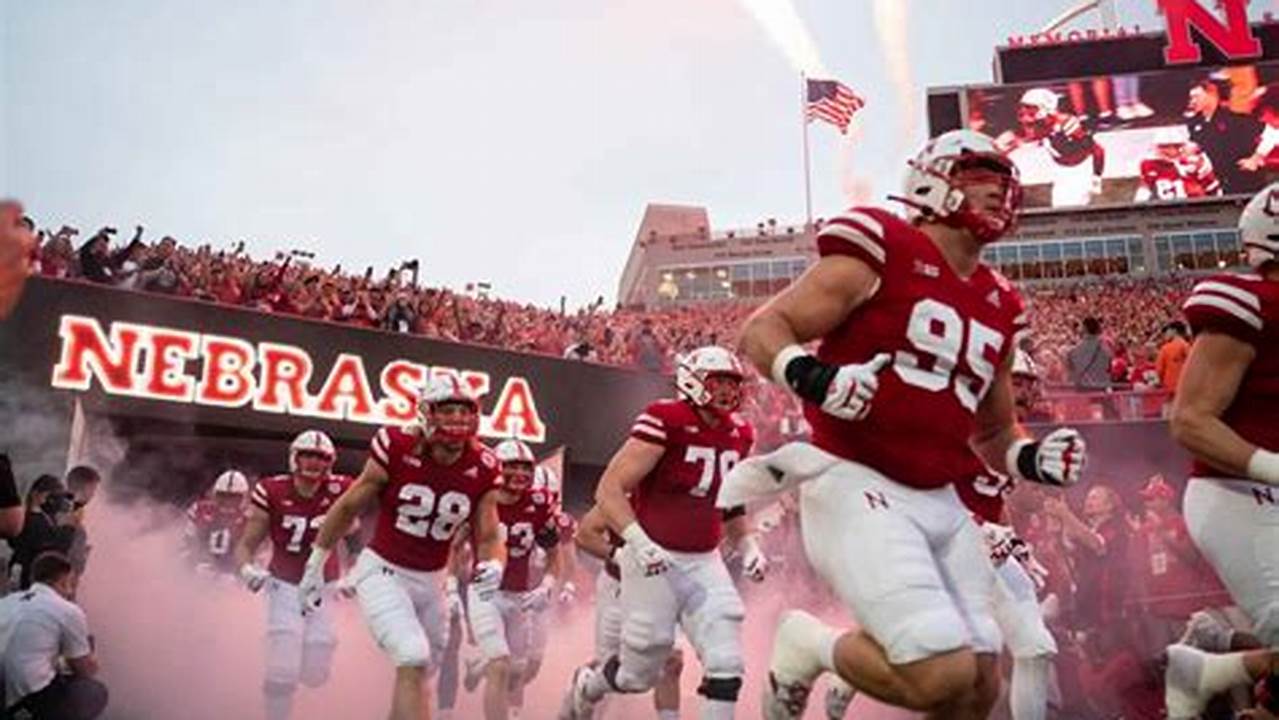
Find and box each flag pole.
[801,73,814,229]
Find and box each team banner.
[0,279,670,468]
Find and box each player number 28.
[684,446,741,498]
[895,299,1005,412]
[395,485,472,541]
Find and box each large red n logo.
[1161,0,1262,64]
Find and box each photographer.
[62,468,99,577]
[8,478,78,591]
[3,552,107,719]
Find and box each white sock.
[657,710,679,720]
[1010,656,1050,720]
[700,699,735,720]
[801,616,840,674]
[264,690,294,720]
[1199,651,1251,694]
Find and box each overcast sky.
[3,1,1180,308]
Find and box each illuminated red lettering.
[314,353,376,420]
[486,377,546,442]
[254,342,314,414]
[196,336,256,407]
[1160,0,1261,65]
[143,329,199,400]
[51,315,142,393]
[379,360,427,423]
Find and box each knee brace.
[603,655,649,695]
[698,675,742,702]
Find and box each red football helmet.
[494,439,535,494]
[417,375,480,442]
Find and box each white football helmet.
[1012,348,1039,379]
[417,374,480,441]
[494,438,535,493]
[899,129,1021,244]
[533,464,561,496]
[1019,88,1059,121]
[212,469,249,495]
[675,345,746,411]
[1238,182,1279,268]
[290,430,336,477]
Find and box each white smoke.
[736,0,828,77]
[870,0,918,150]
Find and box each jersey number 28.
[395,485,472,542]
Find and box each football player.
[559,346,766,720]
[301,375,506,720]
[997,87,1106,207]
[727,129,1086,719]
[574,502,683,720]
[1135,127,1222,202]
[233,430,355,720]
[183,469,250,577]
[464,438,562,720]
[1163,183,1279,718]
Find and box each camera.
[41,491,76,516]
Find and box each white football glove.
[444,576,464,620]
[980,522,1018,566]
[820,354,892,421]
[621,523,671,577]
[522,577,554,612]
[1010,428,1086,487]
[471,560,504,603]
[1090,175,1104,196]
[738,534,767,582]
[557,580,578,605]
[298,548,329,615]
[336,573,358,600]
[238,563,270,593]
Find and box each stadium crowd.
[28,223,1205,387]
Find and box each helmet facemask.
[293,450,333,481]
[500,460,535,495]
[925,153,1022,244]
[422,399,480,443]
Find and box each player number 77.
[684,446,741,498]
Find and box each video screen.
[965,61,1279,209]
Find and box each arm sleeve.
[250,483,270,513]
[370,427,394,470]
[1183,279,1265,346]
[815,208,888,271]
[629,405,670,447]
[60,605,92,660]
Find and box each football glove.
[238,563,269,593]
[1010,428,1086,487]
[621,523,672,577]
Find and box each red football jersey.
[809,207,1028,489]
[185,500,247,573]
[368,426,501,571]
[497,488,559,592]
[1139,154,1220,199]
[629,399,755,553]
[251,473,354,584]
[953,455,1015,524]
[1182,274,1279,479]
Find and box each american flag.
[806,78,864,134]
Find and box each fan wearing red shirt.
[728,130,1087,719]
[301,375,505,720]
[560,346,764,720]
[1165,183,1279,717]
[233,431,355,720]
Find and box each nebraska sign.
[1160,0,1263,64]
[49,314,547,443]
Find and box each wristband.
[305,547,331,573]
[773,345,837,405]
[1247,449,1279,485]
[771,344,809,387]
[1007,439,1039,483]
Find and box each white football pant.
[349,548,448,668]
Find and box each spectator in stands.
[75,231,117,285]
[1066,316,1113,391]
[563,327,597,361]
[1186,77,1266,195]
[630,319,664,373]
[0,201,36,320]
[383,290,418,333]
[1046,485,1131,637]
[2,552,108,720]
[8,476,80,590]
[1156,320,1191,396]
